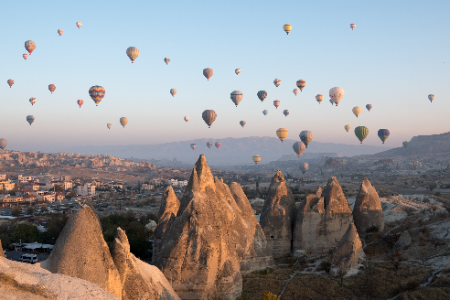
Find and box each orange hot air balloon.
[315,94,323,104]
[276,128,288,142]
[273,100,280,109]
[57,29,63,36]
[7,79,14,88]
[350,23,356,30]
[48,84,56,94]
[89,85,105,106]
[23,54,28,60]
[296,79,306,91]
[76,22,82,28]
[293,88,299,96]
[77,99,84,108]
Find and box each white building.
[168,179,188,188]
[77,184,96,196]
[54,181,73,190]
[140,184,154,193]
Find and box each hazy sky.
[1,0,449,152]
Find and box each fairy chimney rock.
[153,186,180,263]
[260,170,296,258]
[40,205,122,298]
[330,223,366,275]
[353,177,385,234]
[111,228,180,300]
[0,240,5,258]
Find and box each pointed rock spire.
[40,205,122,298]
[0,240,5,258]
[111,228,181,300]
[353,177,384,234]
[260,170,296,258]
[330,223,366,275]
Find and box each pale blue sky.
[0,0,449,152]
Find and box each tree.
[11,207,21,217]
[66,191,77,198]
[26,206,34,215]
[54,185,64,192]
[337,266,347,287]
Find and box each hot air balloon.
[203,68,213,80]
[283,24,292,35]
[57,29,63,36]
[76,22,82,28]
[202,110,217,128]
[107,123,112,129]
[354,126,369,144]
[25,40,36,54]
[428,94,435,103]
[403,141,409,149]
[293,89,299,96]
[344,124,351,132]
[77,99,83,108]
[263,110,268,116]
[273,78,281,87]
[230,90,243,107]
[215,142,221,148]
[276,128,288,142]
[273,100,280,109]
[378,129,390,144]
[89,85,105,106]
[240,120,246,128]
[190,143,196,150]
[300,131,313,148]
[184,116,189,122]
[252,155,261,164]
[300,162,309,173]
[120,117,128,128]
[292,142,306,157]
[0,138,7,150]
[29,97,36,106]
[283,110,289,117]
[352,106,361,118]
[296,79,306,91]
[48,84,56,94]
[7,79,14,88]
[164,57,170,65]
[257,90,267,102]
[26,115,35,126]
[23,54,28,60]
[207,142,213,149]
[350,23,356,30]
[366,104,373,112]
[170,89,177,97]
[126,47,139,63]
[329,99,333,105]
[316,94,323,104]
[235,68,241,75]
[329,87,345,106]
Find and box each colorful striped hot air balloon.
[273,78,281,87]
[126,47,139,63]
[350,23,356,30]
[378,129,390,144]
[355,126,369,144]
[252,155,261,164]
[366,104,373,111]
[273,100,280,109]
[190,143,196,150]
[202,110,217,128]
[48,84,56,94]
[57,29,63,36]
[293,89,299,96]
[296,79,306,91]
[276,128,288,142]
[164,57,170,65]
[25,40,36,54]
[203,68,213,80]
[283,110,289,117]
[215,142,221,148]
[170,89,177,97]
[235,68,241,75]
[77,99,83,108]
[89,85,105,106]
[316,94,323,104]
[7,79,14,88]
[240,120,246,128]
[230,90,243,107]
[29,97,36,106]
[257,90,267,102]
[283,24,292,35]
[292,142,306,157]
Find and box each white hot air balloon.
[329,87,345,106]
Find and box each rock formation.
[153,186,180,264]
[330,223,366,275]
[0,257,120,300]
[40,205,123,298]
[111,228,180,300]
[260,170,296,258]
[293,177,354,254]
[353,177,385,234]
[0,240,5,258]
[395,230,412,250]
[155,155,273,299]
[324,157,340,169]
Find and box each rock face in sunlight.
[330,223,366,275]
[153,186,180,264]
[260,170,296,258]
[353,177,385,234]
[111,228,180,300]
[0,239,5,258]
[154,155,273,300]
[293,176,354,254]
[40,205,122,298]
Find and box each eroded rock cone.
[353,177,385,234]
[260,170,296,258]
[330,223,366,276]
[111,228,180,300]
[40,205,122,298]
[0,240,5,258]
[155,155,243,299]
[153,186,180,264]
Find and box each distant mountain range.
[65,137,389,166]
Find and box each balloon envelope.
[329,87,345,106]
[57,29,63,36]
[215,142,221,148]
[316,94,323,104]
[378,129,390,144]
[107,123,112,129]
[76,22,82,28]
[77,99,83,108]
[292,142,306,157]
[273,78,281,87]
[300,162,309,173]
[276,128,288,142]
[26,115,35,126]
[184,116,189,122]
[207,142,213,149]
[164,57,170,65]
[350,23,356,30]
[203,68,213,80]
[170,89,177,97]
[48,84,56,94]
[0,138,7,150]
[190,143,196,150]
[344,124,351,132]
[293,89,299,96]
[257,90,267,102]
[283,110,289,117]
[235,68,241,75]
[23,54,28,60]
[240,120,246,128]
[252,155,261,164]
[273,100,280,109]
[366,104,373,111]
[352,106,362,118]
[120,117,128,128]
[25,40,36,54]
[29,97,36,106]
[300,131,313,148]
[263,110,268,116]
[296,79,306,91]
[283,24,292,34]
[7,79,14,88]
[230,90,243,107]
[428,94,435,102]
[126,47,139,63]
[403,141,409,149]
[202,110,217,128]
[89,85,105,106]
[354,126,369,144]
